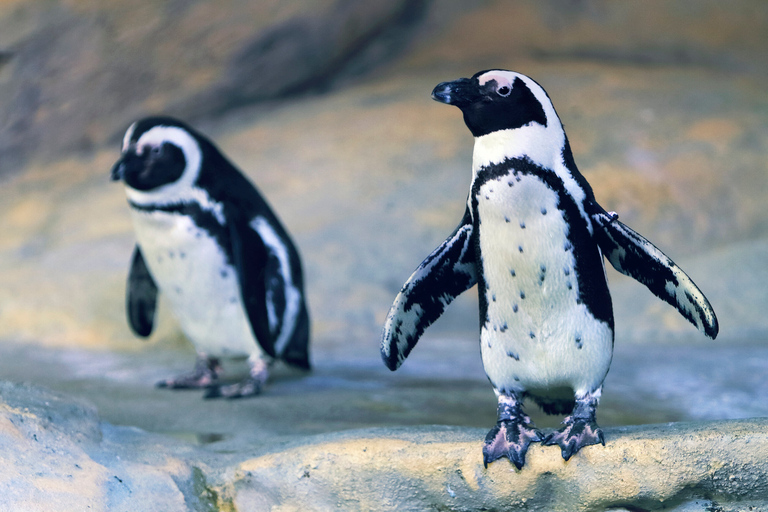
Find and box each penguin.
[111,116,310,399]
[380,70,718,468]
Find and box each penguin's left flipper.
[591,210,719,339]
[381,208,477,371]
[126,246,158,338]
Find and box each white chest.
[129,209,260,358]
[474,173,612,396]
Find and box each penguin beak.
[110,157,125,181]
[110,150,143,182]
[431,78,478,108]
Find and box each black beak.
[431,78,477,108]
[111,150,143,182]
[110,157,125,181]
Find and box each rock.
[176,0,430,117]
[0,381,215,512]
[0,0,428,175]
[2,0,766,176]
[212,422,768,511]
[3,379,767,511]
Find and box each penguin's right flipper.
[227,216,276,359]
[230,213,311,367]
[591,210,719,339]
[381,208,477,371]
[280,300,311,371]
[126,246,158,338]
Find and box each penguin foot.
[203,356,270,399]
[156,356,221,389]
[542,416,605,461]
[542,389,605,461]
[483,418,543,469]
[204,377,262,399]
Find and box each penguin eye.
[149,145,163,157]
[497,85,511,97]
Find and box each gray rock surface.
[2,339,768,450]
[0,381,215,512]
[2,0,766,175]
[2,381,767,511]
[0,0,431,174]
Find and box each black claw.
[561,439,578,461]
[508,450,525,470]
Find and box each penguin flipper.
[232,215,310,366]
[249,216,310,368]
[591,210,719,339]
[280,301,310,371]
[229,217,277,359]
[126,246,158,338]
[381,209,477,371]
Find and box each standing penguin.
[111,116,310,399]
[381,70,718,468]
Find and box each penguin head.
[111,116,203,193]
[432,70,554,138]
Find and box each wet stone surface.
[2,374,767,511]
[1,337,767,449]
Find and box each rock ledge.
[2,381,767,511]
[214,422,768,511]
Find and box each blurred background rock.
[0,0,765,350]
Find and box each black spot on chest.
[471,157,614,332]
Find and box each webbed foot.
[483,418,543,469]
[204,355,270,400]
[204,377,262,399]
[542,417,604,460]
[156,355,221,389]
[542,389,605,461]
[483,392,542,469]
